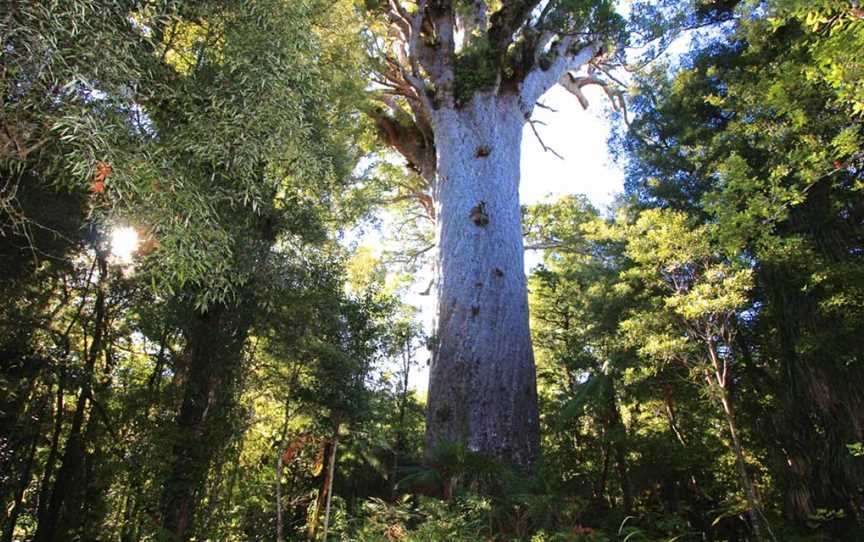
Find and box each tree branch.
[520,39,601,111]
[367,99,436,181]
[523,242,589,254]
[488,1,542,59]
[559,71,628,127]
[408,0,429,83]
[527,119,563,160]
[455,0,488,50]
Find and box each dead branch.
[527,119,564,160]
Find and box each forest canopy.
[1,1,862,541]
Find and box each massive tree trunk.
[426,94,539,467]
[368,0,609,468]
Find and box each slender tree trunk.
[120,489,139,542]
[1,421,39,542]
[663,382,688,447]
[36,376,65,530]
[322,431,339,542]
[426,94,539,468]
[308,423,340,540]
[613,439,632,515]
[72,339,118,539]
[145,326,171,401]
[159,203,275,539]
[160,305,247,541]
[160,366,210,539]
[717,387,766,541]
[0,371,38,517]
[706,341,772,541]
[276,449,285,542]
[606,381,632,515]
[34,253,108,542]
[596,428,611,504]
[275,398,293,542]
[391,345,411,497]
[35,389,88,542]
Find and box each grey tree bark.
[426,94,539,467]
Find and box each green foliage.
[611,0,864,535]
[768,0,864,115]
[3,1,864,541]
[350,494,488,542]
[2,0,369,307]
[453,37,499,105]
[848,442,864,458]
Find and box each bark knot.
[435,406,451,422]
[469,201,489,226]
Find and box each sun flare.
[110,226,140,264]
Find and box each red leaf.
[91,161,112,194]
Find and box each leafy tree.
[526,196,634,515]
[1,1,371,540]
[614,209,773,539]
[617,1,864,529]
[1,0,366,304]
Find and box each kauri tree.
[362,0,625,468]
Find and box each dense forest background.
[1,0,863,541]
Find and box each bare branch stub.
[527,119,564,161]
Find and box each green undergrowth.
[339,495,864,542]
